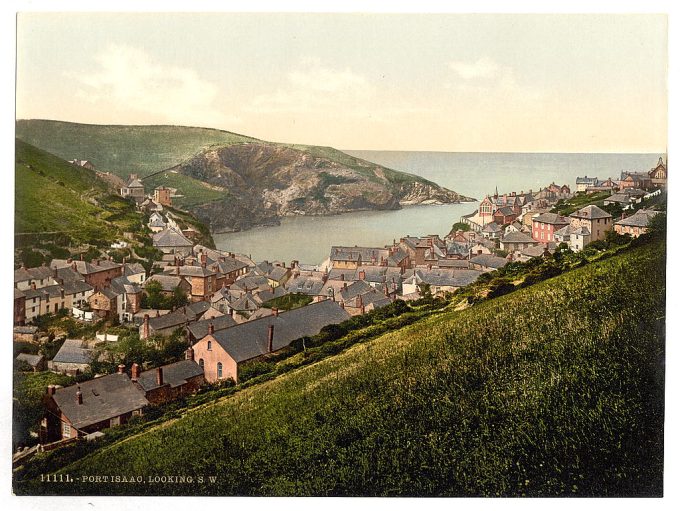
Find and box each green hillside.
[17,241,665,497]
[15,119,258,178]
[14,139,142,245]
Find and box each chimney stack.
[117,364,125,374]
[76,386,83,405]
[208,322,215,335]
[47,385,56,397]
[156,367,164,386]
[273,308,279,317]
[358,270,366,280]
[340,301,345,309]
[185,347,195,361]
[131,363,141,381]
[71,261,77,271]
[142,314,150,339]
[267,324,274,353]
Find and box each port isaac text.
[40,474,217,484]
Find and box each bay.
[213,152,661,265]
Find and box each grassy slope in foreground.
[17,243,664,497]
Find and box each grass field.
[16,120,258,178]
[16,240,665,497]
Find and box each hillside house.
[648,157,667,188]
[41,372,148,442]
[614,209,660,238]
[192,300,351,383]
[16,353,46,372]
[68,159,96,170]
[402,268,481,296]
[120,174,146,204]
[500,231,539,253]
[575,176,599,193]
[49,339,94,375]
[469,254,509,272]
[13,325,38,342]
[569,205,612,242]
[531,212,569,243]
[153,186,173,207]
[132,355,204,405]
[152,227,194,256]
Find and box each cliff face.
[174,143,473,232]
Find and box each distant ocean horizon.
[213,151,663,265]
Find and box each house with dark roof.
[41,372,149,442]
[481,222,503,239]
[614,209,659,238]
[402,268,482,296]
[131,353,204,405]
[569,205,612,242]
[16,353,46,372]
[500,231,539,253]
[152,227,193,255]
[469,254,510,272]
[48,339,94,375]
[13,325,38,342]
[192,300,351,383]
[187,314,238,342]
[531,212,569,243]
[575,176,599,192]
[120,174,146,203]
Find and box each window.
[199,358,204,369]
[63,423,71,437]
[207,340,212,351]
[217,362,223,379]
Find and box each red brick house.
[532,212,569,243]
[192,300,350,383]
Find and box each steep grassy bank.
[16,241,665,496]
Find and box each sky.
[16,12,668,152]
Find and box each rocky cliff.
[173,143,474,233]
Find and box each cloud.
[68,44,239,127]
[448,57,500,80]
[249,61,373,114]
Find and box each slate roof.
[163,265,216,278]
[187,314,238,339]
[16,353,44,368]
[532,212,569,225]
[51,259,122,275]
[126,178,144,188]
[148,217,167,228]
[14,266,54,284]
[203,300,351,363]
[494,206,515,216]
[148,310,190,331]
[52,339,94,365]
[123,263,146,277]
[153,228,193,248]
[616,209,659,228]
[521,245,550,258]
[136,360,204,392]
[404,268,482,288]
[576,176,598,184]
[570,205,612,220]
[482,222,502,233]
[14,326,38,334]
[501,231,536,244]
[605,194,633,204]
[285,275,326,296]
[232,274,270,292]
[470,254,509,270]
[52,373,149,430]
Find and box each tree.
[142,280,165,309]
[170,285,190,309]
[450,222,471,233]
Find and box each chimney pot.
[131,363,141,381]
[208,322,215,335]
